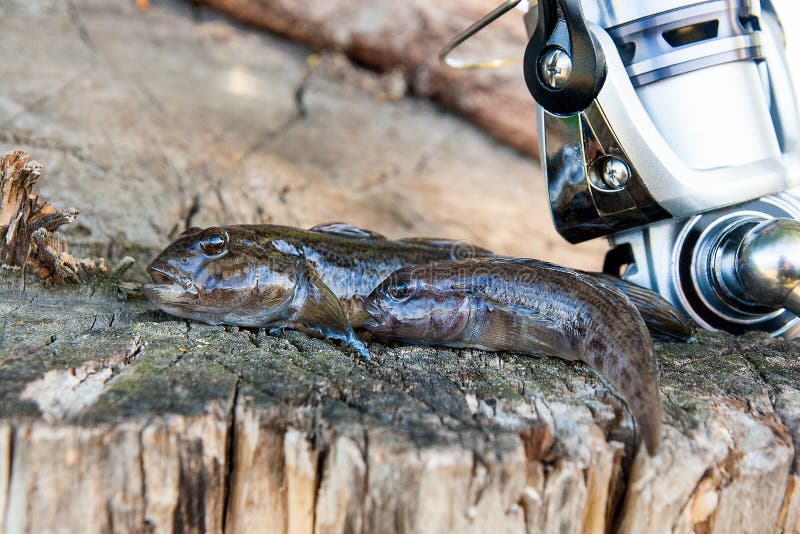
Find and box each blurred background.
[1,0,799,278]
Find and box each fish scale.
[143,223,489,360]
[145,222,693,342]
[363,257,661,455]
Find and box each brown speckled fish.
[362,257,662,454]
[143,223,691,361]
[143,223,490,359]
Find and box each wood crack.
[221,376,240,533]
[66,1,96,51]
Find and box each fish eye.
[388,275,414,300]
[199,231,229,257]
[389,283,412,299]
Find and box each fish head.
[144,226,298,326]
[363,266,472,343]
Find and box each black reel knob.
[524,0,607,115]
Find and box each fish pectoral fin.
[477,299,578,361]
[591,273,696,342]
[294,264,371,360]
[396,237,494,258]
[268,325,288,336]
[293,323,371,361]
[309,222,386,240]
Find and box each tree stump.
[0,272,798,533]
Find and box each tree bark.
[0,273,798,533]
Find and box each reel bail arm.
[523,0,607,115]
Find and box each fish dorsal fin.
[396,238,494,259]
[504,259,695,342]
[309,222,386,240]
[271,239,301,257]
[293,263,371,360]
[590,273,696,342]
[470,297,577,361]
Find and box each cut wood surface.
[1,272,799,533]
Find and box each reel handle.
[736,218,800,316]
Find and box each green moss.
[0,271,796,454]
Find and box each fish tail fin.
[586,362,661,455]
[592,339,662,456]
[587,363,661,455]
[609,348,662,456]
[575,277,662,456]
[638,391,662,456]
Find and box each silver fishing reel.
[443,0,800,337]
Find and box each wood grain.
[0,273,797,532]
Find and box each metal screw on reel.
[601,157,630,189]
[587,156,631,192]
[538,47,573,90]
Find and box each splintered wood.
[0,150,48,266]
[0,150,106,283]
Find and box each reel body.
[528,0,800,336]
[441,0,800,336]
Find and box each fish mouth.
[144,260,198,297]
[361,300,388,331]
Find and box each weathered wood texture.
[1,1,798,533]
[0,150,110,283]
[0,0,606,274]
[0,272,798,533]
[198,0,537,158]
